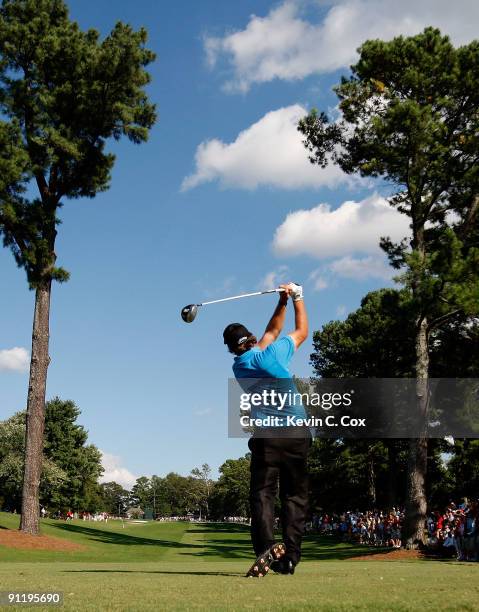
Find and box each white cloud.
[307,254,393,294]
[309,269,329,291]
[273,193,409,258]
[313,276,328,291]
[329,255,393,280]
[0,347,29,372]
[336,304,347,317]
[181,105,351,191]
[259,265,289,290]
[99,451,137,490]
[206,0,479,92]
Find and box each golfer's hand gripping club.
[287,282,303,302]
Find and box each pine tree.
[299,28,479,546]
[0,0,156,534]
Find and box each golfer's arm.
[257,297,288,349]
[288,300,308,349]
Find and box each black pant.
[248,435,310,565]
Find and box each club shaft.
[199,288,284,307]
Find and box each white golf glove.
[288,282,303,302]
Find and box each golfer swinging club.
[223,282,311,577]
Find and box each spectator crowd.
[309,498,478,560]
[309,508,403,548]
[427,500,479,561]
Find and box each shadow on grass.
[303,537,458,563]
[64,569,243,577]
[49,522,252,559]
[178,524,382,561]
[303,537,417,562]
[50,523,198,549]
[176,526,385,561]
[420,553,469,564]
[185,530,439,562]
[187,523,250,534]
[50,522,412,563]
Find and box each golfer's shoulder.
[271,335,295,353]
[256,336,294,360]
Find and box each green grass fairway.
[0,513,477,611]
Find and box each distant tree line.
[100,457,251,520]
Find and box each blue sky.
[1,0,477,486]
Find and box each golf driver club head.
[181,304,198,323]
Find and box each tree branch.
[21,74,51,203]
[428,309,462,331]
[35,173,49,200]
[458,194,479,240]
[0,210,28,254]
[48,164,58,198]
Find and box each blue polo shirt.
[232,336,307,422]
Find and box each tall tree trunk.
[367,444,376,507]
[404,316,429,548]
[386,440,398,508]
[20,279,52,535]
